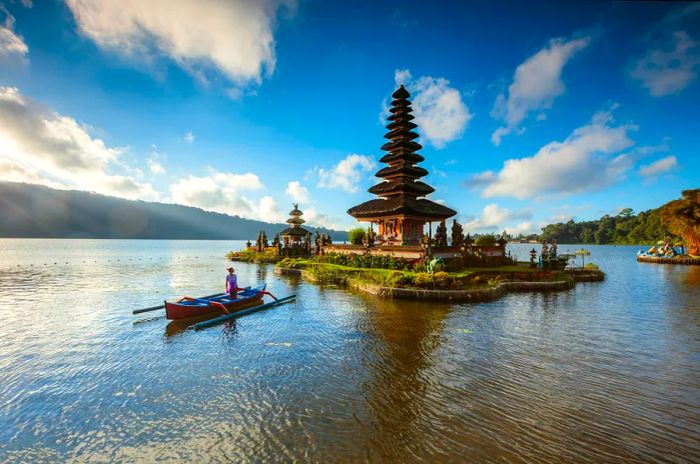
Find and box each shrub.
[474,234,497,246]
[318,252,411,271]
[413,273,434,289]
[389,273,415,288]
[348,227,366,245]
[432,271,453,289]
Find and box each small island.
[229,85,604,301]
[275,255,603,302]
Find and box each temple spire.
[347,85,456,245]
[370,85,430,196]
[286,203,305,227]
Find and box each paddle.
[193,294,296,331]
[131,292,226,315]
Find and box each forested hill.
[0,182,347,241]
[539,207,668,245]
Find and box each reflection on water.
[0,240,698,462]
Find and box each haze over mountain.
[0,182,347,241]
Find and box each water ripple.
[0,240,698,462]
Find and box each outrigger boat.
[164,284,273,320]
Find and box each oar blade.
[193,294,296,331]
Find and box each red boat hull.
[164,287,265,320]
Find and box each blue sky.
[0,0,698,233]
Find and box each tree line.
[537,207,669,245]
[535,187,699,247]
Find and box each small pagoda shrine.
[280,203,312,256]
[347,85,457,245]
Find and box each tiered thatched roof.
[347,85,456,220]
[280,203,310,237]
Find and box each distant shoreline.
[0,237,654,247]
[0,236,253,241]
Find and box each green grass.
[276,259,576,290]
[226,249,280,263]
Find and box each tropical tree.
[348,227,366,245]
[474,234,497,246]
[618,207,634,218]
[660,189,700,255]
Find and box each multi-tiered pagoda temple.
[347,85,457,245]
[280,203,311,247]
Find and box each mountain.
[0,182,348,241]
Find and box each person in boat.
[226,267,238,299]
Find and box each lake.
[0,239,698,463]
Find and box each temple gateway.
[347,85,457,246]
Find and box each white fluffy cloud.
[505,222,536,235]
[284,180,345,229]
[631,30,700,97]
[0,8,28,58]
[169,169,283,221]
[147,146,166,175]
[394,69,472,148]
[0,86,158,200]
[148,159,165,175]
[317,153,375,193]
[183,131,195,143]
[304,207,341,230]
[491,36,591,145]
[469,108,636,200]
[285,180,309,203]
[65,0,290,91]
[639,155,678,177]
[464,203,532,232]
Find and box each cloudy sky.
[0,1,698,233]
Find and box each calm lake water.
[0,239,698,463]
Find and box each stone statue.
[428,257,445,273]
[541,240,549,261]
[367,227,375,246]
[451,219,463,248]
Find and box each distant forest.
[538,207,669,245]
[0,182,347,241]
